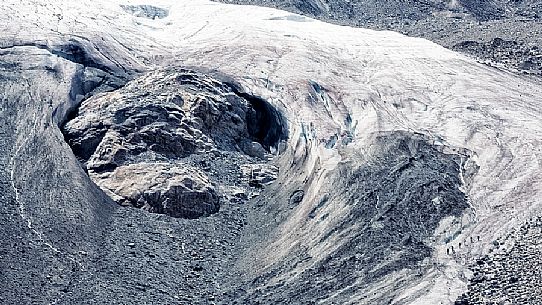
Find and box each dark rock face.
[63,69,287,218]
[231,87,287,151]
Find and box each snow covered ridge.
[1,0,541,304]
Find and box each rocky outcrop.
[63,69,287,218]
[92,163,219,219]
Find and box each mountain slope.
[0,0,541,304]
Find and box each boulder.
[241,164,279,187]
[91,162,219,219]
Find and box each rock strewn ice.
[215,0,542,76]
[0,0,541,304]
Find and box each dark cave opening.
[245,94,286,150]
[226,83,288,151]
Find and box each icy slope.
[0,0,541,304]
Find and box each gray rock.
[63,69,287,218]
[241,141,267,159]
[92,162,219,219]
[242,163,279,187]
[289,190,305,206]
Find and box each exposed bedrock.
[92,163,220,219]
[62,68,287,218]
